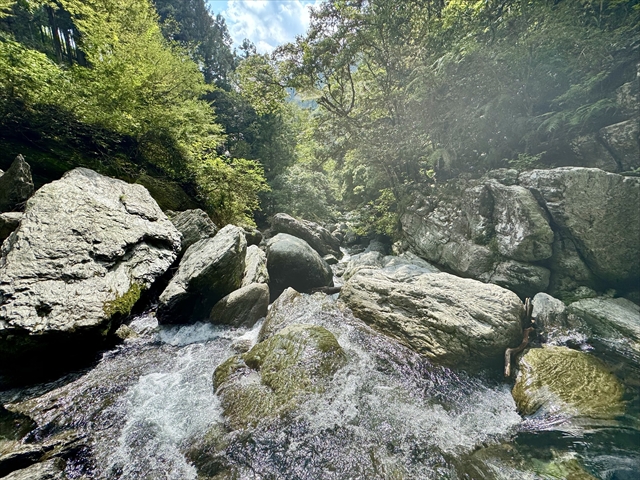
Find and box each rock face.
[0,168,181,361]
[209,283,269,328]
[520,168,640,286]
[241,245,269,287]
[266,233,333,300]
[157,225,246,324]
[402,167,639,299]
[340,270,524,369]
[0,213,22,243]
[0,155,34,212]
[167,209,217,252]
[568,296,640,364]
[270,213,342,258]
[512,346,625,418]
[213,323,346,430]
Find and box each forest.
[1,0,638,233]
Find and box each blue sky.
[207,1,321,54]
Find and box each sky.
[207,0,321,54]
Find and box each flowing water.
[1,292,638,479]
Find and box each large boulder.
[599,119,640,172]
[512,346,625,418]
[0,168,181,365]
[213,323,347,430]
[487,181,554,262]
[0,155,34,212]
[265,233,333,300]
[402,167,639,298]
[166,208,217,252]
[157,225,246,324]
[567,297,640,364]
[270,213,342,258]
[520,168,640,287]
[401,178,552,297]
[340,270,524,369]
[0,213,21,244]
[241,245,269,287]
[209,283,269,328]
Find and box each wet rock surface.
[157,225,246,324]
[512,345,625,418]
[213,323,347,430]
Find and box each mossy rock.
[213,324,347,430]
[103,283,144,319]
[512,346,625,418]
[135,174,199,212]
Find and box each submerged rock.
[266,233,333,300]
[512,346,625,418]
[341,270,524,369]
[157,224,246,324]
[209,283,269,328]
[213,323,347,430]
[0,168,180,366]
[0,155,34,213]
[166,208,217,252]
[270,213,342,258]
[241,245,269,287]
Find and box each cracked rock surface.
[0,168,180,344]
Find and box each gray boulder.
[0,155,34,212]
[0,168,180,360]
[568,296,640,364]
[243,228,263,246]
[157,225,247,324]
[599,119,640,172]
[487,182,554,262]
[531,292,587,345]
[486,260,550,299]
[520,168,640,285]
[241,245,269,287]
[167,209,217,252]
[209,283,269,328]
[0,212,21,243]
[266,233,333,300]
[340,270,524,369]
[270,213,342,258]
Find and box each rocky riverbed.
[0,160,638,479]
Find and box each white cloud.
[223,0,320,53]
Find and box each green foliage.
[0,0,269,226]
[277,0,639,234]
[507,152,545,172]
[266,164,337,222]
[189,141,269,227]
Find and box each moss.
[103,283,144,318]
[512,346,625,418]
[213,324,347,430]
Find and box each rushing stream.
[1,283,638,479]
